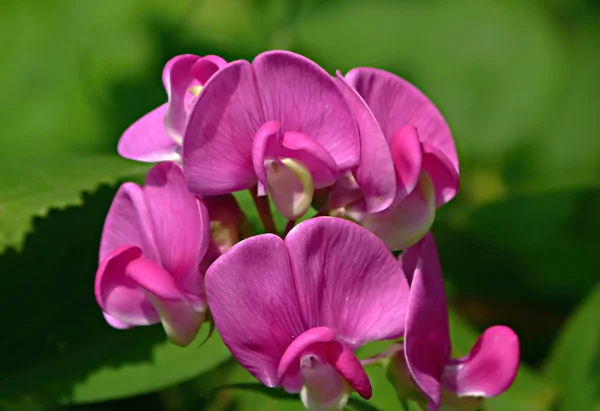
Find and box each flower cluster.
[95,51,519,410]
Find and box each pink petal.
[398,235,426,285]
[278,329,371,400]
[404,233,451,408]
[325,341,372,399]
[278,327,336,392]
[190,55,228,85]
[266,158,314,220]
[253,51,360,170]
[336,72,396,213]
[441,326,520,398]
[345,68,458,172]
[143,162,209,296]
[102,312,133,329]
[183,60,262,195]
[127,257,204,346]
[125,257,188,301]
[117,104,180,163]
[94,245,159,327]
[390,125,423,201]
[281,131,339,188]
[205,234,305,387]
[362,171,436,251]
[422,144,460,206]
[300,354,351,410]
[285,217,409,349]
[99,182,158,263]
[162,54,201,140]
[252,120,282,193]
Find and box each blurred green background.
[1,0,599,410]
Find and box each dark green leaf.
[543,281,600,411]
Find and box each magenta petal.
[404,233,451,408]
[127,257,204,346]
[254,51,359,170]
[422,144,460,206]
[336,72,396,213]
[205,234,305,387]
[326,341,372,399]
[281,131,339,188]
[398,235,426,286]
[390,125,423,201]
[191,55,227,84]
[99,182,158,263]
[252,120,282,192]
[362,171,436,251]
[103,312,133,329]
[143,162,208,295]
[183,60,262,195]
[95,245,159,326]
[346,68,457,171]
[162,54,200,140]
[285,217,409,348]
[126,257,187,301]
[441,326,520,398]
[118,104,180,163]
[278,327,335,379]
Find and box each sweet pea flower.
[332,69,460,250]
[387,233,519,410]
[205,217,410,410]
[118,54,227,163]
[183,51,360,220]
[95,162,210,346]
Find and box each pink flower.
[182,51,360,220]
[118,54,227,163]
[205,217,410,410]
[333,69,460,250]
[95,162,210,346]
[392,233,519,410]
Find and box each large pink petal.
[183,60,263,195]
[362,171,436,251]
[345,68,457,171]
[99,182,158,263]
[336,73,396,213]
[117,104,180,163]
[441,326,520,398]
[404,233,451,409]
[95,245,159,326]
[422,144,460,206]
[254,51,359,170]
[285,217,409,349]
[205,234,305,387]
[127,257,204,346]
[143,162,209,296]
[162,54,201,140]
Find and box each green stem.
[249,186,277,234]
[401,399,411,411]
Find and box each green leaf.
[295,0,565,165]
[434,187,600,303]
[0,186,231,406]
[0,155,148,253]
[543,281,600,411]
